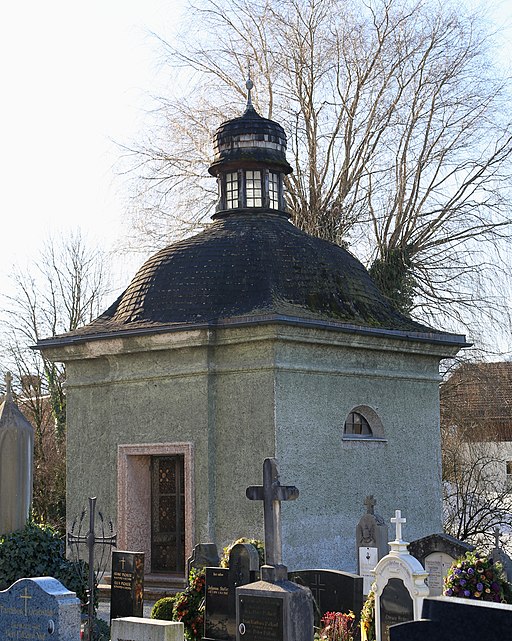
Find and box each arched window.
[343,406,386,441]
[344,411,372,437]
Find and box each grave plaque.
[203,543,259,641]
[380,578,413,641]
[0,576,80,641]
[110,551,145,621]
[238,595,283,641]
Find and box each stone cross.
[4,371,13,397]
[246,458,299,567]
[494,526,501,549]
[365,495,376,514]
[391,510,406,542]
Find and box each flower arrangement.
[444,551,508,603]
[314,611,356,641]
[171,568,206,641]
[360,590,376,641]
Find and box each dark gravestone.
[110,551,145,621]
[0,576,80,641]
[238,594,283,641]
[188,543,220,578]
[289,569,363,628]
[380,578,413,641]
[408,533,474,597]
[390,596,512,641]
[203,543,259,641]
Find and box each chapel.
[38,83,466,584]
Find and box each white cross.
[391,509,406,542]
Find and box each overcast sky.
[0,0,511,310]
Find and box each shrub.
[151,595,177,620]
[0,521,89,607]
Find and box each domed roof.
[51,212,453,342]
[37,92,466,348]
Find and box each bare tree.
[441,362,512,551]
[121,0,512,335]
[0,231,110,529]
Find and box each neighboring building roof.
[440,361,512,441]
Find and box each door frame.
[117,443,194,575]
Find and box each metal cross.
[68,497,116,641]
[19,587,31,616]
[391,510,406,542]
[364,495,376,514]
[246,458,299,567]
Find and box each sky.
[0,0,511,327]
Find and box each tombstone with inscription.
[0,576,81,641]
[408,533,474,597]
[356,495,388,595]
[110,550,145,621]
[289,569,363,628]
[236,458,313,641]
[203,542,259,641]
[373,511,429,641]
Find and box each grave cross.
[391,510,406,542]
[364,495,376,515]
[494,526,501,549]
[246,458,299,567]
[19,586,31,616]
[67,497,116,641]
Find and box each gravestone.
[408,533,474,597]
[236,458,313,641]
[111,616,184,641]
[203,542,259,641]
[0,371,34,536]
[0,576,80,641]
[289,569,363,628]
[491,527,512,583]
[188,543,220,578]
[389,595,512,641]
[110,550,145,621]
[356,495,388,595]
[373,510,429,641]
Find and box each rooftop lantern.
[208,77,293,217]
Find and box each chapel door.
[150,455,185,574]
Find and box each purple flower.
[491,582,500,592]
[460,579,466,586]
[467,568,474,575]
[445,589,453,596]
[476,583,483,592]
[464,590,471,597]
[455,569,462,575]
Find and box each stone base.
[236,578,313,641]
[111,617,184,641]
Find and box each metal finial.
[4,371,13,398]
[246,66,254,109]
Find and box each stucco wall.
[45,324,459,577]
